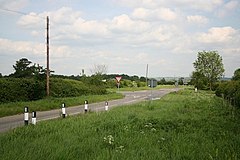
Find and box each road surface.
[0,88,180,133]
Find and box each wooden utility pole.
[46,16,50,96]
[146,64,148,86]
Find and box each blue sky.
[0,0,239,77]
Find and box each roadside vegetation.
[215,68,240,108]
[0,93,123,118]
[0,89,239,159]
[0,57,181,118]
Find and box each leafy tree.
[11,58,33,78]
[232,68,240,81]
[193,51,225,90]
[178,77,184,85]
[139,76,146,82]
[158,78,166,85]
[191,71,208,89]
[10,58,45,79]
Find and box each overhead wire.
[0,8,45,19]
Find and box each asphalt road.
[0,88,180,133]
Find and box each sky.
[0,0,239,78]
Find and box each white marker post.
[84,100,88,113]
[105,101,109,111]
[195,87,198,93]
[62,103,66,118]
[32,111,36,125]
[24,106,29,125]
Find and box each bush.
[215,81,240,107]
[0,78,107,103]
[50,78,107,97]
[0,78,45,103]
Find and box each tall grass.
[0,93,123,117]
[0,89,239,159]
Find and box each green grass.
[108,84,182,92]
[0,89,240,159]
[0,93,123,118]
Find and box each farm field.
[0,89,239,159]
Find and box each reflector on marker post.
[24,106,29,125]
[105,101,109,111]
[32,111,36,125]
[84,100,88,113]
[62,103,66,118]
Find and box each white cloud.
[50,7,82,24]
[17,12,44,29]
[132,8,148,19]
[178,0,223,11]
[115,0,223,11]
[17,7,82,28]
[0,38,44,55]
[132,7,177,21]
[216,0,239,17]
[16,7,175,45]
[0,38,71,58]
[197,27,237,43]
[73,19,109,37]
[225,0,239,10]
[112,0,157,8]
[0,0,29,10]
[187,15,208,25]
[110,14,150,33]
[17,7,109,41]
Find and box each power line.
[1,8,51,96]
[0,8,45,19]
[0,8,28,15]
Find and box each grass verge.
[0,93,123,118]
[0,89,239,159]
[108,85,183,92]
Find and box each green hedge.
[0,78,45,103]
[50,78,106,97]
[215,81,240,107]
[0,78,107,103]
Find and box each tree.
[11,58,33,78]
[90,64,108,76]
[11,58,45,78]
[139,76,146,82]
[193,51,224,90]
[232,68,240,81]
[159,78,166,85]
[178,77,184,85]
[190,71,208,89]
